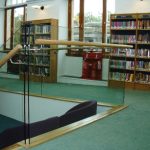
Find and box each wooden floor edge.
[2,144,22,150]
[20,105,127,149]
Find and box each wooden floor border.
[2,144,22,150]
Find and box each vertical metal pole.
[23,23,27,144]
[27,22,30,144]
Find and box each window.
[106,0,115,43]
[13,7,24,46]
[5,9,12,49]
[72,0,80,41]
[84,0,103,42]
[4,5,26,49]
[6,0,26,6]
[68,0,108,56]
[4,2,26,74]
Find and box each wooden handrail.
[0,44,22,68]
[35,39,133,49]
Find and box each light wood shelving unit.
[109,13,150,90]
[20,19,58,83]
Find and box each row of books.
[110,60,135,69]
[20,66,50,76]
[21,36,34,45]
[137,49,150,57]
[19,55,50,65]
[138,20,150,29]
[111,48,135,57]
[138,33,150,43]
[31,49,50,55]
[111,21,136,29]
[109,72,125,81]
[126,73,150,83]
[111,48,150,57]
[126,49,135,56]
[126,61,135,69]
[110,60,126,69]
[136,61,150,70]
[111,34,136,44]
[111,20,150,29]
[110,72,150,83]
[35,25,51,34]
[113,15,135,19]
[22,25,34,34]
[22,25,51,34]
[110,60,150,70]
[34,67,50,76]
[111,48,126,56]
[139,14,150,19]
[135,73,150,83]
[35,56,50,65]
[110,72,134,82]
[34,35,50,40]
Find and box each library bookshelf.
[20,19,58,83]
[109,13,150,90]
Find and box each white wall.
[0,1,6,72]
[62,56,83,77]
[0,91,77,123]
[115,0,150,13]
[0,0,5,47]
[0,10,4,47]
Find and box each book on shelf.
[125,73,134,82]
[126,61,135,69]
[111,48,126,56]
[35,24,51,34]
[110,60,126,69]
[136,61,150,70]
[129,73,134,82]
[126,49,135,57]
[111,34,136,44]
[21,35,34,45]
[138,33,150,43]
[22,25,34,34]
[34,35,51,40]
[111,48,135,57]
[137,49,150,57]
[111,21,136,29]
[35,56,50,65]
[110,72,125,81]
[34,67,50,76]
[138,20,150,29]
[135,73,150,83]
